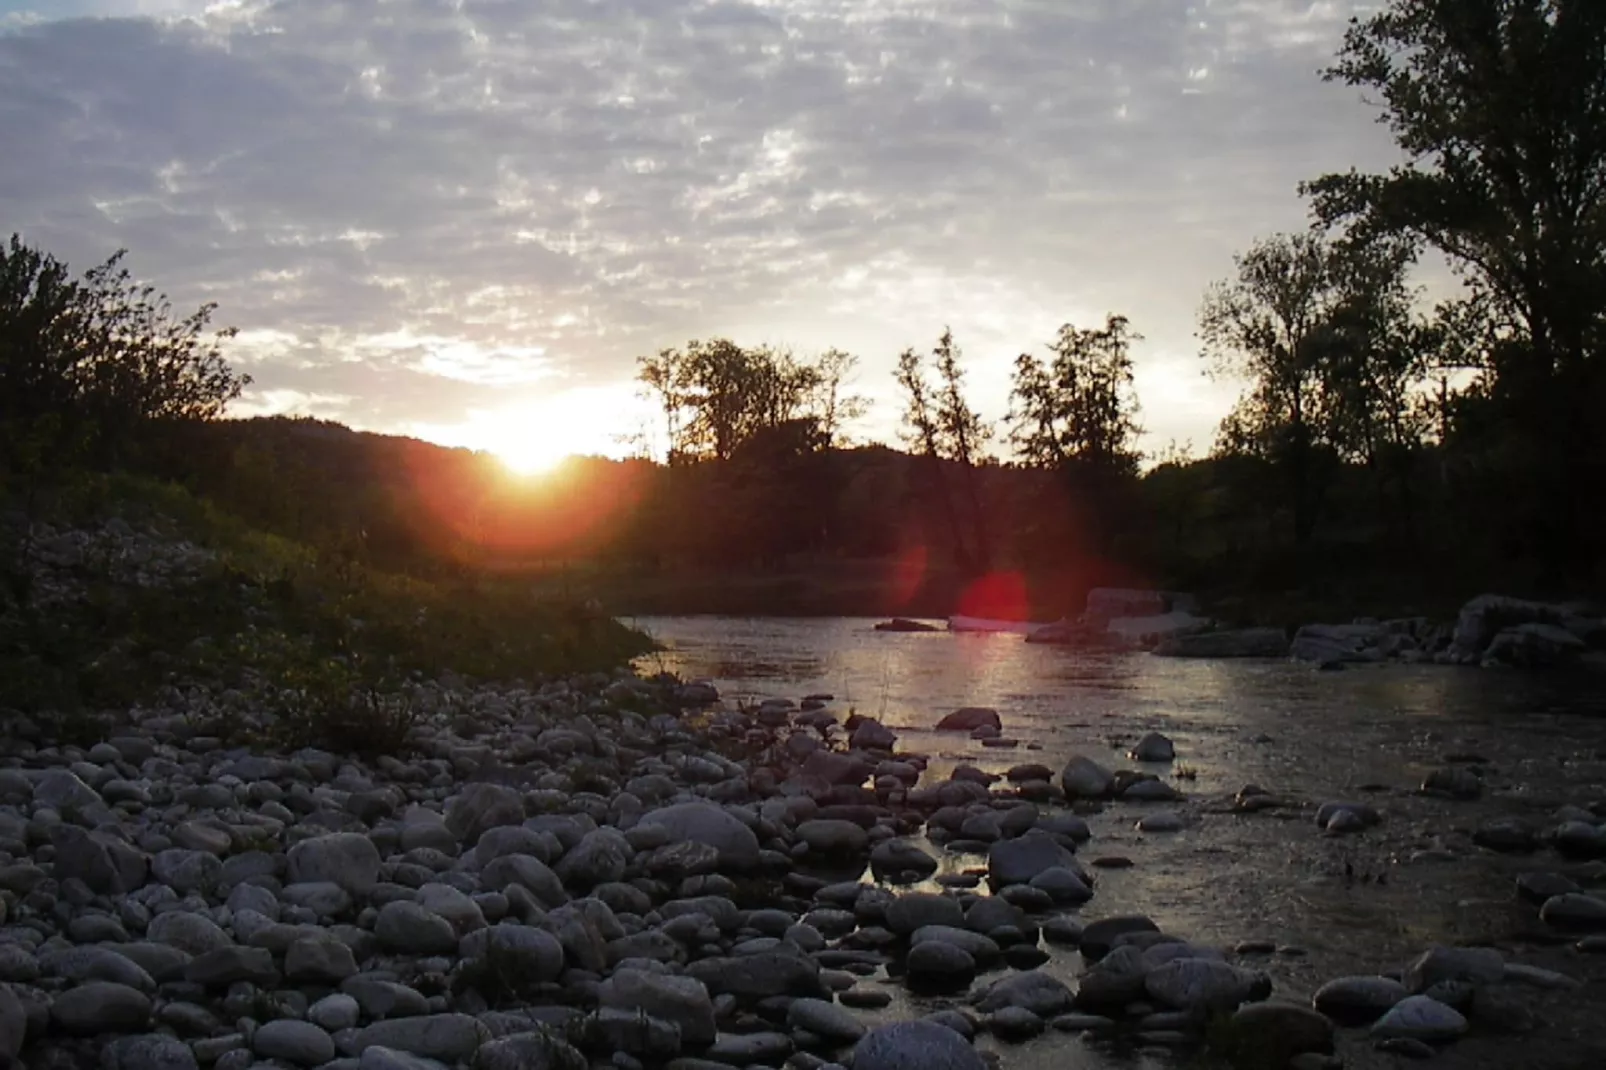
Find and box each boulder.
[1058,756,1114,799]
[1370,996,1467,1043]
[597,968,715,1047]
[1128,732,1175,762]
[286,833,381,896]
[1312,976,1408,1025]
[869,840,938,879]
[638,803,760,871]
[988,830,1085,887]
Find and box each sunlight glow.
[410,385,656,476]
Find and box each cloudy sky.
[1,0,1402,465]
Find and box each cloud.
[0,0,1401,457]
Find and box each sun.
[474,386,639,476]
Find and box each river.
[632,616,1606,1069]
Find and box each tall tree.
[1010,314,1143,474]
[894,344,973,572]
[1302,0,1606,565]
[930,329,993,569]
[1010,314,1144,555]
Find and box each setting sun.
[416,384,655,476]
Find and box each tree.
[1010,314,1144,556]
[1302,0,1606,565]
[894,343,973,572]
[0,235,245,475]
[1010,314,1143,474]
[930,329,993,569]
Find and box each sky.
[0,0,1407,468]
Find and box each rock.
[987,1006,1043,1041]
[1058,756,1114,799]
[1370,996,1468,1042]
[1373,1037,1435,1059]
[1474,818,1538,853]
[850,1021,985,1070]
[1078,916,1159,961]
[1402,946,1505,992]
[376,901,460,955]
[1129,732,1175,762]
[1502,963,1579,989]
[356,1015,490,1063]
[287,833,381,895]
[49,826,148,894]
[308,993,361,1032]
[101,1034,199,1070]
[474,1031,586,1070]
[884,894,963,935]
[1421,766,1482,800]
[151,849,222,894]
[1553,821,1606,859]
[850,719,898,750]
[1136,811,1184,833]
[285,935,359,983]
[798,820,870,857]
[50,981,152,1033]
[875,618,939,632]
[586,1008,680,1058]
[444,782,526,846]
[0,985,26,1066]
[1483,621,1586,668]
[1539,893,1606,931]
[936,708,1002,733]
[973,970,1074,1018]
[1028,866,1093,904]
[462,924,566,983]
[555,829,632,889]
[869,840,938,879]
[638,804,761,871]
[1516,871,1579,904]
[905,942,975,991]
[1312,976,1408,1025]
[40,946,155,991]
[184,946,277,987]
[146,912,232,956]
[987,830,1083,887]
[787,998,865,1045]
[1222,1002,1334,1067]
[1315,801,1380,833]
[1144,958,1264,1012]
[686,951,823,999]
[597,968,716,1047]
[254,1019,337,1065]
[1154,627,1289,659]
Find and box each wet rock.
[1312,976,1408,1025]
[1073,946,1149,1009]
[851,1021,985,1070]
[910,926,1001,966]
[1121,778,1180,802]
[840,987,893,1009]
[1129,733,1175,762]
[1553,821,1606,859]
[1059,756,1115,799]
[1539,892,1606,931]
[1370,996,1467,1042]
[1050,1013,1114,1033]
[936,708,1001,733]
[1315,801,1380,834]
[1027,866,1092,904]
[798,820,870,857]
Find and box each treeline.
[2,0,1602,622]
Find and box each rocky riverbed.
[3,662,1605,1070]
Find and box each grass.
[0,471,655,754]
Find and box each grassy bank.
[0,473,654,751]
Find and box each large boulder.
[49,826,148,895]
[1482,622,1586,669]
[445,783,526,847]
[636,804,760,871]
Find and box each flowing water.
[633,617,1606,1069]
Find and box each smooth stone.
[1370,996,1468,1042]
[850,1021,985,1070]
[1312,975,1408,1025]
[254,1019,337,1065]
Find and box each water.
[633,617,1606,1068]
